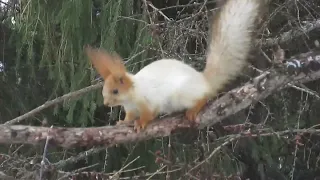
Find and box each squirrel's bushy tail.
[203,0,263,95]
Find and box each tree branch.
[0,116,190,148]
[0,50,320,148]
[5,82,103,125]
[260,19,320,47]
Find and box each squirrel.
[85,0,264,132]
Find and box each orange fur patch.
[85,46,127,79]
[185,98,208,122]
[85,46,111,79]
[105,74,133,95]
[124,110,136,122]
[134,102,155,132]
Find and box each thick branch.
[0,116,190,148]
[0,50,319,149]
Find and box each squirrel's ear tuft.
[108,52,127,75]
[84,46,111,79]
[85,45,127,79]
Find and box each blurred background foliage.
[1,0,320,179]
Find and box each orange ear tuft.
[107,52,127,76]
[85,46,112,79]
[85,46,127,79]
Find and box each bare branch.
[5,83,103,125]
[53,147,105,169]
[0,117,191,148]
[0,50,319,149]
[260,19,320,47]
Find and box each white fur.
[123,59,211,115]
[204,0,261,94]
[114,0,262,118]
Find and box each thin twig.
[57,163,100,180]
[147,2,172,21]
[147,165,167,180]
[54,147,105,169]
[5,82,103,125]
[39,126,52,180]
[184,136,238,178]
[185,126,320,178]
[110,156,140,179]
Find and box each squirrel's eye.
[112,89,118,95]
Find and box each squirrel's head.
[85,46,133,107]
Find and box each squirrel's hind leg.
[185,97,208,122]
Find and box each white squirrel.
[85,0,263,132]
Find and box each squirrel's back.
[132,59,211,114]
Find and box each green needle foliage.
[11,0,156,126]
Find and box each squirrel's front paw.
[185,109,197,122]
[134,119,147,133]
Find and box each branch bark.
[0,50,320,148]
